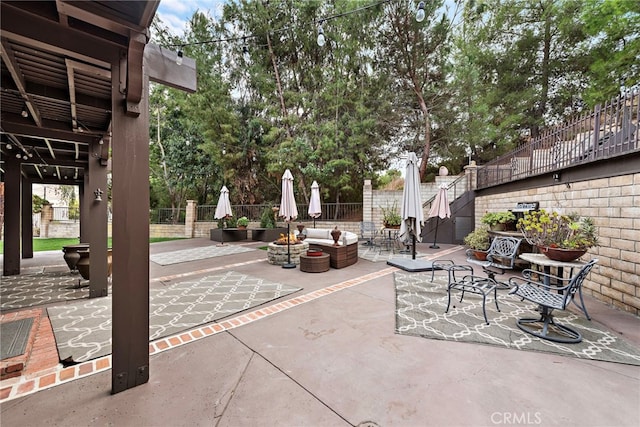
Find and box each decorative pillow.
[306,228,331,239]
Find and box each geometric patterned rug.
[358,245,426,263]
[47,271,300,363]
[395,271,640,365]
[150,245,255,265]
[0,270,90,311]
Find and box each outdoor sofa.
[302,228,359,269]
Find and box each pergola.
[1,1,196,393]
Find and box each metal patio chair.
[508,259,598,344]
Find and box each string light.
[167,0,408,52]
[317,24,326,47]
[416,1,425,22]
[21,105,28,118]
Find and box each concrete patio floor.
[1,237,639,426]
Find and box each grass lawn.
[0,237,186,254]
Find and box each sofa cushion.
[306,228,331,240]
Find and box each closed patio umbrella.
[308,181,322,228]
[279,169,298,269]
[399,152,424,259]
[427,183,451,249]
[214,185,233,245]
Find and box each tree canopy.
[148,0,638,205]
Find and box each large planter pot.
[76,248,113,280]
[539,246,587,262]
[62,243,89,272]
[473,250,488,261]
[490,223,506,231]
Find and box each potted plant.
[518,209,598,261]
[236,216,249,229]
[464,227,490,260]
[381,201,402,229]
[481,211,516,231]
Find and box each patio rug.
[47,271,300,363]
[359,245,426,263]
[395,271,640,365]
[0,318,34,360]
[1,270,90,311]
[150,245,255,265]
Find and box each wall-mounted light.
[176,49,183,66]
[317,24,326,47]
[94,188,103,202]
[416,1,426,22]
[553,173,560,182]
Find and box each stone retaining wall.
[476,173,640,316]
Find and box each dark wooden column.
[79,179,88,243]
[111,55,150,394]
[3,156,21,275]
[21,178,33,259]
[87,139,109,298]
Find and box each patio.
[1,238,639,426]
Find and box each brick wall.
[476,172,640,316]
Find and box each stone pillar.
[41,203,53,238]
[363,179,373,222]
[464,160,478,191]
[185,200,196,238]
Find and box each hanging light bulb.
[317,25,326,47]
[416,1,426,22]
[176,49,183,66]
[21,105,29,118]
[99,138,104,145]
[16,153,21,159]
[6,144,12,150]
[222,147,226,155]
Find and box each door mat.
[1,318,34,360]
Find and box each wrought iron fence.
[478,90,639,188]
[196,203,363,222]
[150,207,186,224]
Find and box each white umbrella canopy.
[428,184,451,220]
[279,169,298,269]
[427,183,451,249]
[308,180,322,227]
[279,169,298,222]
[214,185,233,220]
[399,152,425,259]
[213,185,233,246]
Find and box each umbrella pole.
[282,222,296,269]
[430,218,440,249]
[412,234,416,259]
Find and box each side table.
[445,275,500,325]
[300,253,330,273]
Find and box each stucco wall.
[476,173,640,316]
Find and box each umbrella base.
[429,244,440,249]
[281,263,297,269]
[387,259,436,272]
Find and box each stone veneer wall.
[476,173,640,316]
[363,176,458,225]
